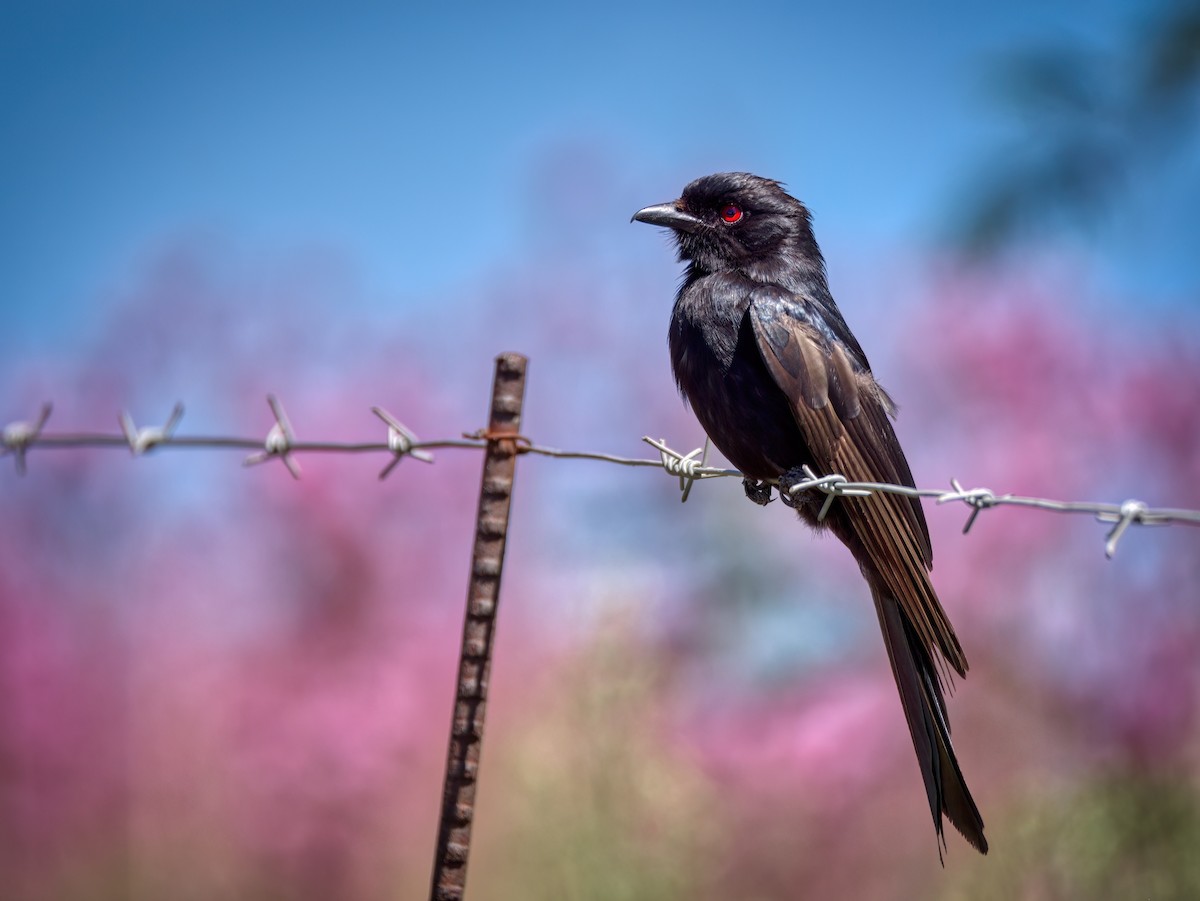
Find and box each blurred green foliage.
[473,610,719,901]
[958,0,1200,253]
[944,773,1200,900]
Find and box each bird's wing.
[747,286,967,680]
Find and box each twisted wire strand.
[4,399,1198,558]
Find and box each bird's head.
[633,172,823,281]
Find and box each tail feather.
[871,583,988,856]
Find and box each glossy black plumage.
[634,172,987,855]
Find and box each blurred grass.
[471,608,720,901]
[944,772,1200,900]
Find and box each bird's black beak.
[632,201,702,233]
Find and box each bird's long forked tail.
[871,583,988,857]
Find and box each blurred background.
[3,1,1200,898]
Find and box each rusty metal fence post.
[429,352,528,901]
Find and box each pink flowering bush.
[1,235,1198,899]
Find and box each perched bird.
[633,172,987,855]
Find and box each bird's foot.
[777,467,810,510]
[742,478,773,506]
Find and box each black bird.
[633,172,987,855]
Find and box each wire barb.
[243,395,301,479]
[2,403,53,475]
[1102,500,1149,559]
[937,478,999,535]
[372,406,435,480]
[642,436,725,502]
[119,402,185,455]
[782,464,873,521]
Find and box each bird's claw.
[742,478,773,506]
[778,467,809,510]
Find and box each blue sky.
[0,0,1179,365]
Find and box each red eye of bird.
[720,204,743,223]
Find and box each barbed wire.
[4,397,1199,559]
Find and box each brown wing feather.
[748,294,987,853]
[747,299,967,680]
